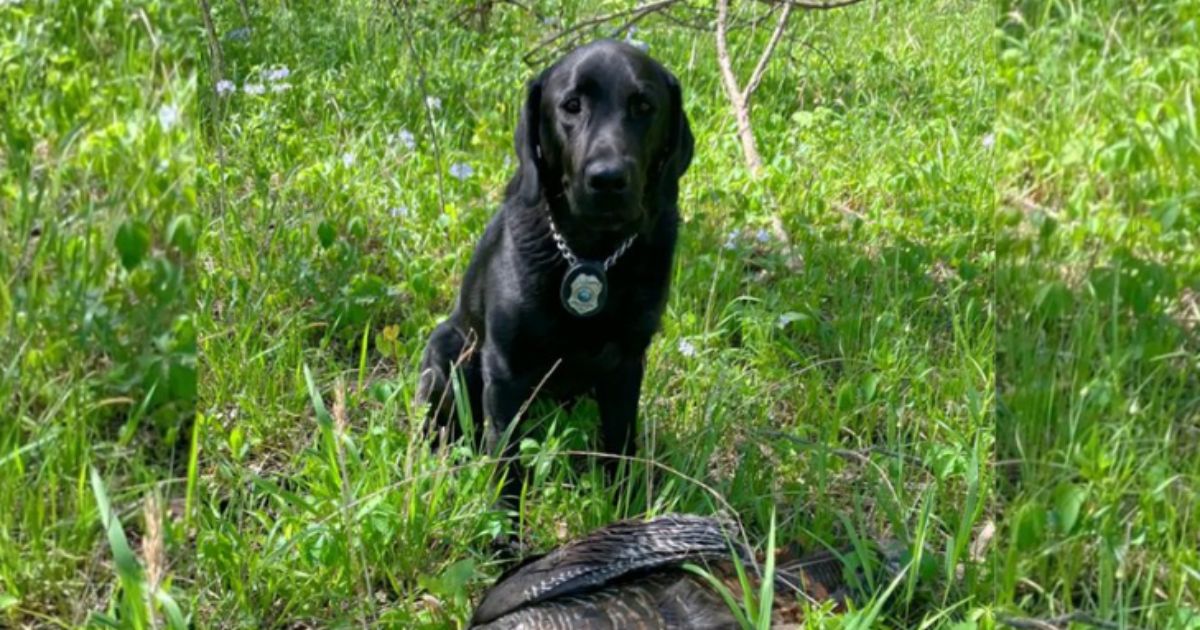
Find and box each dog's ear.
[510,75,545,205]
[657,69,694,193]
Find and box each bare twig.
[522,0,683,66]
[717,0,869,174]
[757,0,868,8]
[716,0,792,174]
[745,1,792,103]
[715,0,761,173]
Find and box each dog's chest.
[524,283,658,382]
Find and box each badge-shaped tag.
[560,262,607,317]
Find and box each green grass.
[0,0,1194,627]
[996,1,1200,627]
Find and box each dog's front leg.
[481,345,533,501]
[595,358,644,478]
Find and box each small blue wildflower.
[266,66,290,82]
[157,104,179,130]
[724,229,741,250]
[226,27,251,42]
[389,129,416,150]
[449,162,473,180]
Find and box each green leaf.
[90,467,149,627]
[1014,500,1046,552]
[419,558,476,610]
[1053,483,1088,534]
[156,589,188,630]
[317,220,336,248]
[348,215,367,240]
[115,219,152,270]
[168,359,197,402]
[167,213,197,255]
[0,594,18,611]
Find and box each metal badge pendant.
[560,261,607,317]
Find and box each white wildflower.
[390,205,409,218]
[157,104,179,131]
[270,82,292,93]
[388,129,416,150]
[677,339,696,357]
[216,80,236,96]
[266,66,291,82]
[243,82,265,96]
[755,228,771,244]
[425,96,442,110]
[449,162,473,180]
[342,152,355,167]
[723,229,741,250]
[982,132,995,149]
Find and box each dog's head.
[510,40,694,239]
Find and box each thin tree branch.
[743,1,792,103]
[715,0,764,173]
[522,0,683,66]
[715,0,741,108]
[759,0,869,9]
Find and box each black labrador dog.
[416,40,693,496]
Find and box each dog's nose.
[585,161,629,194]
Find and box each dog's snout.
[584,161,630,194]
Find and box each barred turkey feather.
[470,514,742,626]
[469,513,882,629]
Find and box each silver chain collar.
[546,212,637,270]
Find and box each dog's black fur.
[416,40,693,496]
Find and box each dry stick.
[389,1,448,218]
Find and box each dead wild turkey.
[469,514,868,629]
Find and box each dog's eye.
[561,97,582,114]
[631,96,654,116]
